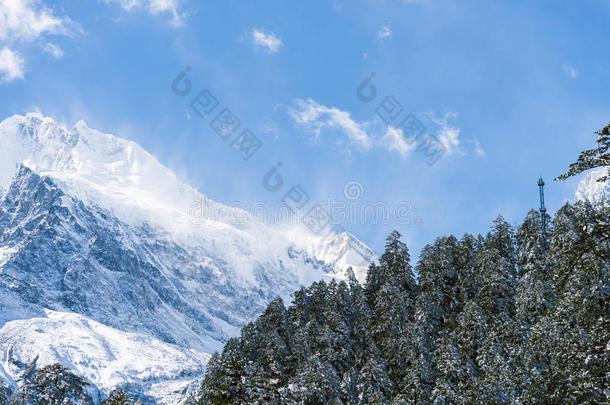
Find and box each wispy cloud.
[427,111,462,156]
[473,138,485,157]
[43,42,63,59]
[425,111,486,158]
[101,0,184,26]
[252,29,283,54]
[0,0,77,83]
[0,46,24,82]
[288,98,371,149]
[0,0,75,42]
[563,64,577,78]
[288,99,480,162]
[381,126,415,156]
[377,25,391,40]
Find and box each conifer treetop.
[556,122,610,182]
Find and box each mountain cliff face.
[0,113,377,403]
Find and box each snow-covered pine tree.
[453,233,482,305]
[556,122,610,182]
[9,363,93,405]
[197,353,223,405]
[408,235,463,403]
[530,201,610,403]
[515,209,553,324]
[512,209,555,398]
[240,297,295,403]
[100,390,134,405]
[364,230,417,396]
[210,337,247,404]
[344,268,393,404]
[356,356,394,405]
[0,383,11,405]
[432,300,488,404]
[471,216,519,403]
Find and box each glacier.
[0,113,377,403]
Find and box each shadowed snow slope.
[0,113,376,403]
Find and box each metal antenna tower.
[538,177,547,233]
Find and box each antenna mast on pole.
[538,178,547,233]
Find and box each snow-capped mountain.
[575,167,609,204]
[0,113,377,403]
[287,231,376,281]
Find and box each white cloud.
[0,0,76,83]
[289,98,371,149]
[288,99,475,162]
[382,126,415,157]
[102,0,184,26]
[473,138,485,157]
[252,28,283,54]
[377,25,391,40]
[0,46,24,82]
[563,64,577,78]
[43,42,63,59]
[436,126,460,154]
[0,0,74,43]
[427,111,462,156]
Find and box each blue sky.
[1,0,609,255]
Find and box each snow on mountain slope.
[0,310,209,404]
[283,230,377,281]
[575,167,609,204]
[0,113,377,403]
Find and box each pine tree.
[433,300,487,404]
[356,357,393,405]
[365,231,417,396]
[344,268,393,404]
[476,215,517,322]
[0,383,11,405]
[537,201,609,403]
[10,363,93,405]
[100,390,134,405]
[469,216,518,403]
[556,122,610,182]
[408,236,464,403]
[197,353,225,405]
[511,210,555,398]
[213,337,246,404]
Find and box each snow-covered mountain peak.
[0,113,76,189]
[306,231,376,280]
[575,167,609,205]
[0,113,376,278]
[0,113,258,236]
